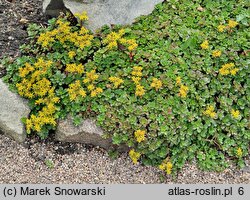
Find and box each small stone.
[242,166,250,173]
[8,36,14,40]
[197,6,204,11]
[19,18,29,24]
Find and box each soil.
[0,0,47,77]
[0,0,46,58]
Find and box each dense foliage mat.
[2,0,249,174]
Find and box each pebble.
[8,36,14,40]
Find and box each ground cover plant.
[2,0,249,175]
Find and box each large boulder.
[56,116,128,151]
[43,0,164,31]
[0,79,30,143]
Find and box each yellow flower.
[25,119,32,134]
[131,66,143,77]
[83,78,90,84]
[151,78,162,90]
[236,147,243,157]
[176,76,181,85]
[126,39,138,51]
[118,29,125,37]
[103,31,120,49]
[90,87,103,97]
[203,105,217,118]
[217,24,226,32]
[19,63,35,78]
[109,76,124,88]
[67,80,86,101]
[65,63,84,74]
[212,50,221,57]
[68,51,76,59]
[95,87,103,94]
[74,11,88,21]
[107,41,118,49]
[85,70,99,82]
[179,84,189,98]
[32,78,51,97]
[87,84,95,91]
[228,20,238,28]
[132,76,141,84]
[230,68,239,76]
[135,84,145,97]
[200,40,209,49]
[37,32,55,48]
[79,89,86,98]
[166,162,173,174]
[231,109,240,119]
[159,159,173,174]
[103,29,137,51]
[79,27,89,35]
[219,63,238,76]
[134,130,146,143]
[129,149,141,164]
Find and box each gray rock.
[43,0,164,31]
[0,79,30,143]
[56,116,129,152]
[55,116,111,148]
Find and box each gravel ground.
[0,0,249,184]
[0,133,250,184]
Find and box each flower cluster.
[212,50,221,57]
[179,84,189,98]
[150,78,162,91]
[90,87,103,97]
[83,69,103,97]
[131,66,145,97]
[84,69,99,83]
[228,20,238,28]
[16,58,53,98]
[26,87,59,133]
[134,130,146,143]
[217,19,238,32]
[15,58,59,133]
[203,105,216,118]
[26,105,57,133]
[129,149,141,164]
[231,109,240,119]
[176,76,181,85]
[109,76,124,88]
[19,63,34,78]
[200,40,209,49]
[217,24,226,32]
[159,159,173,174]
[37,14,93,49]
[65,63,84,74]
[68,51,76,59]
[236,147,243,157]
[74,11,88,21]
[103,29,138,51]
[67,80,86,101]
[219,63,239,76]
[176,77,188,98]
